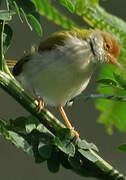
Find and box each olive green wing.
[38,28,93,52]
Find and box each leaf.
[57,0,76,13]
[74,1,126,134]
[12,0,35,14]
[60,152,72,169]
[26,130,46,163]
[54,136,75,157]
[114,72,126,89]
[12,1,23,22]
[6,0,10,10]
[0,118,10,139]
[7,116,39,132]
[38,142,52,159]
[8,131,34,156]
[96,98,126,134]
[68,153,82,169]
[0,10,15,21]
[75,0,98,14]
[57,128,72,139]
[47,149,60,173]
[7,116,26,131]
[89,143,99,152]
[30,0,77,29]
[25,116,40,133]
[77,139,99,152]
[27,14,42,37]
[78,149,98,163]
[118,143,126,152]
[3,24,13,55]
[96,79,117,87]
[0,0,2,6]
[20,8,32,30]
[11,0,43,36]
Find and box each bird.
[11,28,120,139]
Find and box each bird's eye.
[106,44,110,49]
[104,42,112,51]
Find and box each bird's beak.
[107,53,122,69]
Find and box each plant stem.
[72,93,126,102]
[0,20,4,71]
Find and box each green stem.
[72,93,126,102]
[0,20,4,71]
[0,20,13,77]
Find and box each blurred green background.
[0,0,126,180]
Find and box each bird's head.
[86,30,121,68]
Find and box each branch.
[0,70,125,180]
[72,93,126,102]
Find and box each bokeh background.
[0,0,126,180]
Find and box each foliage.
[0,0,126,179]
[0,115,100,173]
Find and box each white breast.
[17,36,96,106]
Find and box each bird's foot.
[70,128,79,139]
[35,96,44,112]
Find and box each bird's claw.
[35,96,44,112]
[71,128,79,139]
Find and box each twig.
[72,93,126,102]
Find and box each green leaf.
[25,116,40,133]
[0,0,2,6]
[57,0,76,13]
[96,98,126,134]
[54,136,75,157]
[3,24,13,55]
[20,8,32,30]
[74,1,126,134]
[0,10,15,21]
[11,0,42,35]
[60,152,72,169]
[6,0,10,10]
[75,0,98,14]
[77,139,99,152]
[96,79,117,87]
[8,131,34,156]
[118,143,126,152]
[0,20,4,71]
[47,149,60,173]
[57,128,72,139]
[89,143,99,152]
[12,0,35,14]
[7,116,40,132]
[114,72,126,89]
[78,149,98,163]
[30,0,77,29]
[0,118,10,139]
[38,142,52,159]
[68,153,82,169]
[27,14,42,37]
[7,116,26,131]
[12,1,23,22]
[26,130,46,163]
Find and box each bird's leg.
[58,105,79,139]
[33,89,44,112]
